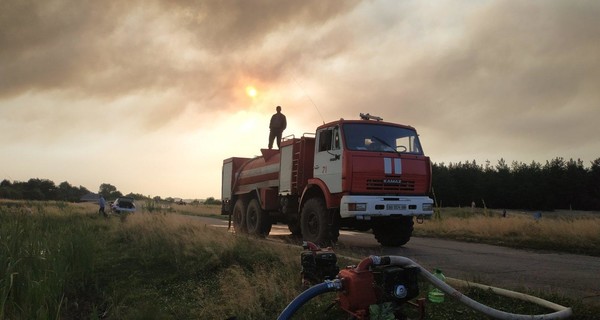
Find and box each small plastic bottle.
[428,269,446,303]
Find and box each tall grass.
[1,200,339,319]
[167,203,223,217]
[0,202,99,320]
[97,213,337,319]
[415,208,600,256]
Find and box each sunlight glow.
[246,86,257,97]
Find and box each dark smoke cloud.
[310,0,600,163]
[0,0,362,141]
[0,0,360,101]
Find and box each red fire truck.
[221,113,433,246]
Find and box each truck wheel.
[246,199,272,237]
[372,216,414,247]
[301,198,338,245]
[232,199,247,234]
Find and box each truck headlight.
[422,203,433,211]
[348,203,367,211]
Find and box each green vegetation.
[0,201,98,319]
[410,285,600,320]
[2,200,599,319]
[433,157,600,211]
[0,178,220,206]
[0,179,90,202]
[0,201,342,319]
[414,207,600,256]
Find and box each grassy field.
[170,202,600,257]
[0,200,345,319]
[414,207,600,256]
[1,200,599,319]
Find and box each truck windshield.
[342,123,423,154]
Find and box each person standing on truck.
[268,105,287,149]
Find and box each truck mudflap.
[339,195,433,219]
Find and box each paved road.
[189,215,600,305]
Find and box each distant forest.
[432,157,600,211]
[0,180,150,203]
[0,180,209,204]
[1,157,599,211]
[0,179,91,202]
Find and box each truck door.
[314,126,343,193]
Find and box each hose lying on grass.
[445,276,573,319]
[375,255,572,320]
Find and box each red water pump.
[338,256,421,319]
[298,243,422,320]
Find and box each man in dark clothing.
[268,105,287,149]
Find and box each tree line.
[432,157,600,211]
[0,179,90,202]
[0,179,149,202]
[0,179,218,205]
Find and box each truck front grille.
[366,179,415,192]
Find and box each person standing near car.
[268,105,287,149]
[98,195,107,217]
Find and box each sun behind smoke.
[246,86,257,97]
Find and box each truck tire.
[232,199,247,234]
[246,199,272,237]
[372,216,414,247]
[301,197,339,245]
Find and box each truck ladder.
[291,139,301,193]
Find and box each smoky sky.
[1,0,599,197]
[0,1,359,98]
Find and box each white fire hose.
[376,255,573,320]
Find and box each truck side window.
[318,129,332,152]
[332,127,340,150]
